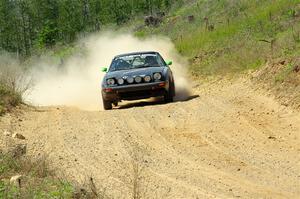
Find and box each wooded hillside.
[0,0,179,57]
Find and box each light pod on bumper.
[117,78,124,85]
[135,76,142,83]
[126,77,134,84]
[144,75,151,83]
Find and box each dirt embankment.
[252,57,300,110]
[1,78,300,198]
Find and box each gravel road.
[2,78,299,198]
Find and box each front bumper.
[102,81,168,101]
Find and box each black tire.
[170,79,176,97]
[164,80,174,103]
[103,99,112,110]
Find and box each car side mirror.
[166,61,173,66]
[101,67,108,72]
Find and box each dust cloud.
[27,32,191,110]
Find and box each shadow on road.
[117,94,200,110]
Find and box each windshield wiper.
[134,65,148,69]
[134,65,160,69]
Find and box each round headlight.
[126,77,134,84]
[107,78,115,85]
[117,78,124,85]
[135,76,142,83]
[144,75,151,83]
[153,73,162,81]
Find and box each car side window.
[144,55,160,67]
[156,55,166,66]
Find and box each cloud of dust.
[27,32,191,110]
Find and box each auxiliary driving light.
[117,78,124,85]
[144,75,151,82]
[126,77,134,84]
[135,76,142,83]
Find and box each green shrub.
[0,85,22,115]
[0,53,33,115]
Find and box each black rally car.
[101,51,175,110]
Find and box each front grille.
[119,90,151,98]
[118,88,165,100]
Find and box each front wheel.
[164,90,174,103]
[164,81,174,103]
[103,99,112,110]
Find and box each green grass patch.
[0,153,74,199]
[134,0,300,76]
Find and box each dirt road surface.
[1,78,300,198]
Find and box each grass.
[0,53,33,115]
[0,85,22,115]
[0,153,74,199]
[134,0,300,76]
[0,151,107,199]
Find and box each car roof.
[114,51,159,58]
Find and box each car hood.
[105,67,165,79]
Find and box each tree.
[33,0,60,47]
[0,0,179,57]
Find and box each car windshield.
[109,54,166,72]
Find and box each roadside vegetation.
[0,77,22,116]
[0,153,73,199]
[0,54,32,115]
[135,0,300,76]
[0,151,109,199]
[0,86,21,116]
